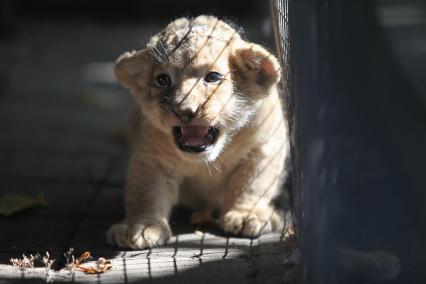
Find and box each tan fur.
[106,15,290,249]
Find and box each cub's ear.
[230,43,281,90]
[115,49,150,90]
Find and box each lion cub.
[106,15,290,249]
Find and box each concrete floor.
[0,19,297,283]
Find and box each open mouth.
[172,125,220,153]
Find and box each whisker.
[211,160,222,173]
[204,160,212,176]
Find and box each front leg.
[219,145,288,237]
[106,154,178,249]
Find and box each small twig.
[64,248,75,271]
[63,250,112,274]
[42,252,55,275]
[10,254,36,270]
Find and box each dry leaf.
[78,257,112,274]
[0,192,47,216]
[64,250,112,274]
[64,250,92,272]
[76,251,91,264]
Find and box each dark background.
[0,0,272,43]
[0,0,426,283]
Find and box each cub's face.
[115,16,281,162]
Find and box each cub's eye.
[155,74,171,88]
[204,71,223,83]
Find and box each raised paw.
[106,219,171,250]
[220,207,283,237]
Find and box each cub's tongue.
[180,126,209,147]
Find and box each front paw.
[220,207,283,237]
[106,219,171,250]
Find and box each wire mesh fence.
[270,0,293,120]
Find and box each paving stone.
[0,232,289,284]
[69,184,291,283]
[70,186,125,254]
[67,184,292,284]
[0,266,51,284]
[0,180,96,268]
[0,101,129,154]
[0,150,111,182]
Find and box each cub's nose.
[173,108,196,124]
